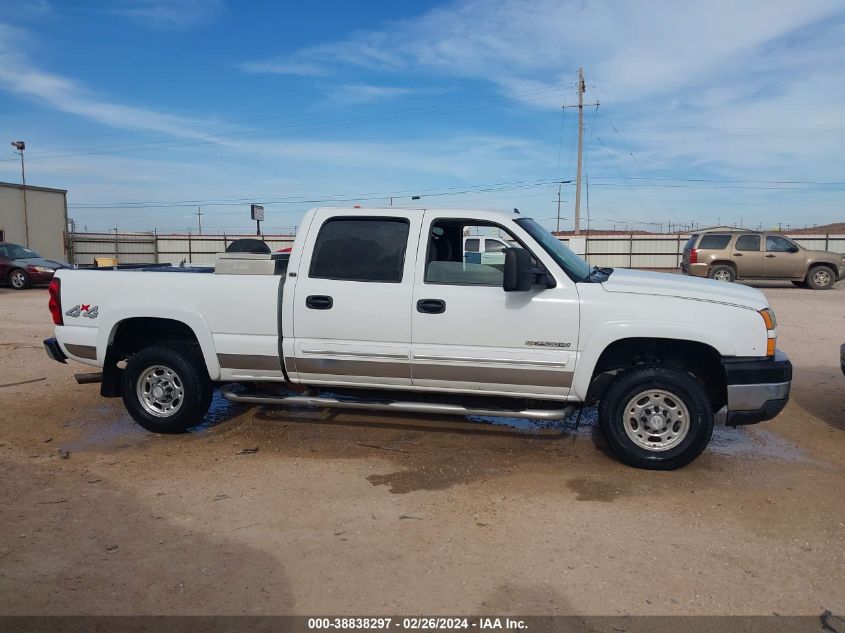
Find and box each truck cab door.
[763,235,803,278]
[732,234,763,277]
[411,212,578,399]
[286,210,421,388]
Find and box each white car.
[44,207,792,470]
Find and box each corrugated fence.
[70,233,296,266]
[69,231,845,269]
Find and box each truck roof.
[313,206,524,223]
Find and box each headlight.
[31,266,55,273]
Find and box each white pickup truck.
[44,207,792,470]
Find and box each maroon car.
[0,242,72,290]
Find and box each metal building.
[0,181,69,261]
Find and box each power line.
[69,178,576,210]
[606,118,678,223]
[589,176,845,186]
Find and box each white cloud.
[0,23,235,143]
[326,83,415,106]
[238,59,330,77]
[235,0,845,213]
[110,0,224,29]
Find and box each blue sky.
[1,0,844,234]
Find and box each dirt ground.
[0,280,843,616]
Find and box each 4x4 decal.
[65,304,99,319]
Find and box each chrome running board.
[220,386,575,421]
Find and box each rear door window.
[735,235,760,251]
[464,238,480,253]
[309,217,410,283]
[697,234,732,249]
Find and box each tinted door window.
[697,234,731,249]
[464,238,480,252]
[766,236,796,253]
[309,217,409,283]
[735,235,760,251]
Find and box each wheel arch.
[709,260,736,275]
[574,328,729,411]
[98,311,220,396]
[807,261,837,280]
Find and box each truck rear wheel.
[121,344,212,433]
[598,367,713,470]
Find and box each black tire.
[598,366,714,470]
[791,280,808,288]
[225,238,270,254]
[8,268,30,290]
[121,344,213,433]
[806,265,836,290]
[708,264,735,283]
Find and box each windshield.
[1,245,39,259]
[515,218,592,281]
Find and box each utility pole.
[574,68,585,235]
[11,141,28,247]
[196,206,203,235]
[559,71,597,235]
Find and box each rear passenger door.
[289,210,421,388]
[732,234,763,277]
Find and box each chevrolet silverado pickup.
[43,207,792,470]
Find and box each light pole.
[556,180,572,233]
[11,140,29,247]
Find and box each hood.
[601,268,768,310]
[807,248,845,260]
[17,256,71,269]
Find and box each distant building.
[0,181,68,261]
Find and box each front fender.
[98,308,221,380]
[571,320,736,400]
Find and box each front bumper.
[721,350,792,425]
[43,337,67,364]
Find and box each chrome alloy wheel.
[813,268,832,287]
[10,270,26,289]
[137,364,184,417]
[623,389,690,452]
[713,269,732,282]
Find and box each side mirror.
[789,245,799,253]
[503,247,534,292]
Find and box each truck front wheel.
[598,367,713,470]
[121,344,213,433]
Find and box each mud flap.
[100,345,123,398]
